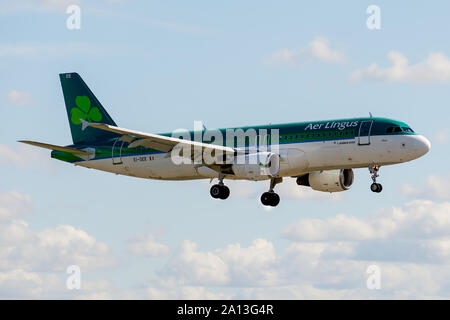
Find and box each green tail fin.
[59,72,118,144]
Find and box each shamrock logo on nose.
[70,96,102,125]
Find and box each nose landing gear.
[369,165,383,193]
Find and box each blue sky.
[1,0,450,299]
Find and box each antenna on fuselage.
[369,112,373,118]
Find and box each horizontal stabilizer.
[18,140,93,156]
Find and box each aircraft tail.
[59,72,118,145]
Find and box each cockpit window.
[402,127,414,133]
[386,125,414,134]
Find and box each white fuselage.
[75,134,430,181]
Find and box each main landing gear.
[369,165,383,193]
[209,174,283,207]
[261,177,282,207]
[210,173,230,200]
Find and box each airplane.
[20,73,431,207]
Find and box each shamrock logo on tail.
[70,96,102,125]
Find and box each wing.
[84,122,236,164]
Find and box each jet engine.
[296,169,354,192]
[232,152,280,180]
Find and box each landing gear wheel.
[210,184,222,199]
[210,184,230,200]
[261,192,280,207]
[270,193,280,206]
[219,186,230,199]
[376,183,383,193]
[370,183,378,192]
[261,192,271,206]
[370,183,382,193]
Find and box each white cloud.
[128,233,170,257]
[283,214,377,242]
[141,200,450,298]
[0,271,131,299]
[74,279,124,300]
[264,37,344,66]
[236,284,357,299]
[283,200,450,242]
[351,51,450,83]
[0,191,31,221]
[402,174,450,200]
[33,225,117,271]
[0,222,117,272]
[0,269,43,298]
[238,263,450,299]
[216,238,278,286]
[146,278,232,300]
[148,197,450,298]
[3,195,448,298]
[162,240,229,286]
[401,184,422,198]
[160,238,278,288]
[4,188,450,298]
[0,191,117,298]
[145,200,450,298]
[6,90,33,106]
[308,37,344,62]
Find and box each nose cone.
[413,135,431,157]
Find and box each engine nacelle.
[232,152,280,180]
[296,169,354,192]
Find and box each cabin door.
[112,139,125,165]
[358,120,373,145]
